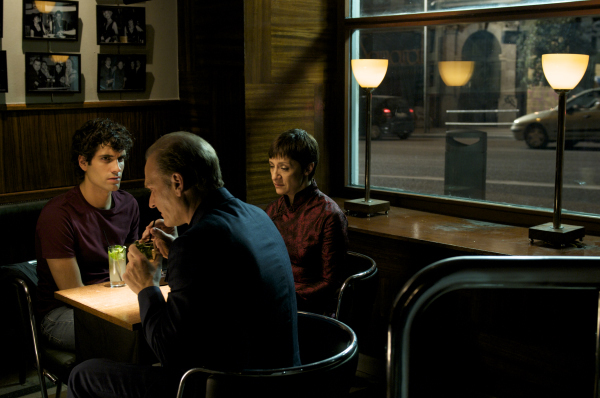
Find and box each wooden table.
[55,283,169,331]
[55,283,170,363]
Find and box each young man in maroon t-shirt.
[35,118,140,351]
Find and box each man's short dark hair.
[146,132,224,195]
[268,128,319,180]
[71,118,134,179]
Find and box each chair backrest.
[8,270,53,398]
[12,277,45,372]
[387,255,600,398]
[0,199,49,266]
[177,311,359,398]
[1,262,76,398]
[0,262,40,373]
[335,251,378,341]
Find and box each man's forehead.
[95,144,126,157]
[144,156,158,186]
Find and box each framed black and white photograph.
[0,51,7,93]
[97,5,146,45]
[97,54,146,92]
[120,7,146,44]
[23,0,79,41]
[25,53,81,93]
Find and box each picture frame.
[23,0,79,41]
[97,54,146,92]
[96,5,146,45]
[25,53,81,93]
[0,51,7,93]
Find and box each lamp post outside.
[529,53,589,245]
[345,59,390,216]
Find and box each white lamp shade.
[351,59,388,88]
[438,61,475,87]
[542,54,589,90]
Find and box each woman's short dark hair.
[146,132,224,195]
[71,118,134,179]
[268,129,319,180]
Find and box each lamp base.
[344,198,390,217]
[529,222,585,246]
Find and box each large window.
[346,0,600,220]
[352,0,580,17]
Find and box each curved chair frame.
[335,251,378,319]
[176,311,358,398]
[387,255,600,398]
[13,278,71,398]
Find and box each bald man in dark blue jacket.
[67,132,300,398]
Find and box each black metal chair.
[176,311,359,398]
[335,251,378,343]
[3,262,77,398]
[387,255,600,398]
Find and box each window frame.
[341,0,600,235]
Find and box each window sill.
[333,198,600,256]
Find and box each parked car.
[359,95,415,140]
[511,88,600,149]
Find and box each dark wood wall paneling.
[177,0,247,201]
[347,230,466,354]
[176,0,338,204]
[0,101,181,204]
[244,0,339,205]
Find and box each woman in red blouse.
[266,129,349,315]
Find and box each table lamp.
[51,55,70,64]
[529,53,589,246]
[35,1,56,13]
[345,59,390,216]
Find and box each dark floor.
[351,354,386,398]
[0,367,58,398]
[0,354,385,398]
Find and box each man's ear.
[172,173,184,197]
[78,155,88,172]
[304,162,315,177]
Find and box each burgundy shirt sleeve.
[302,203,348,296]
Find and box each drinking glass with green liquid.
[108,245,127,288]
